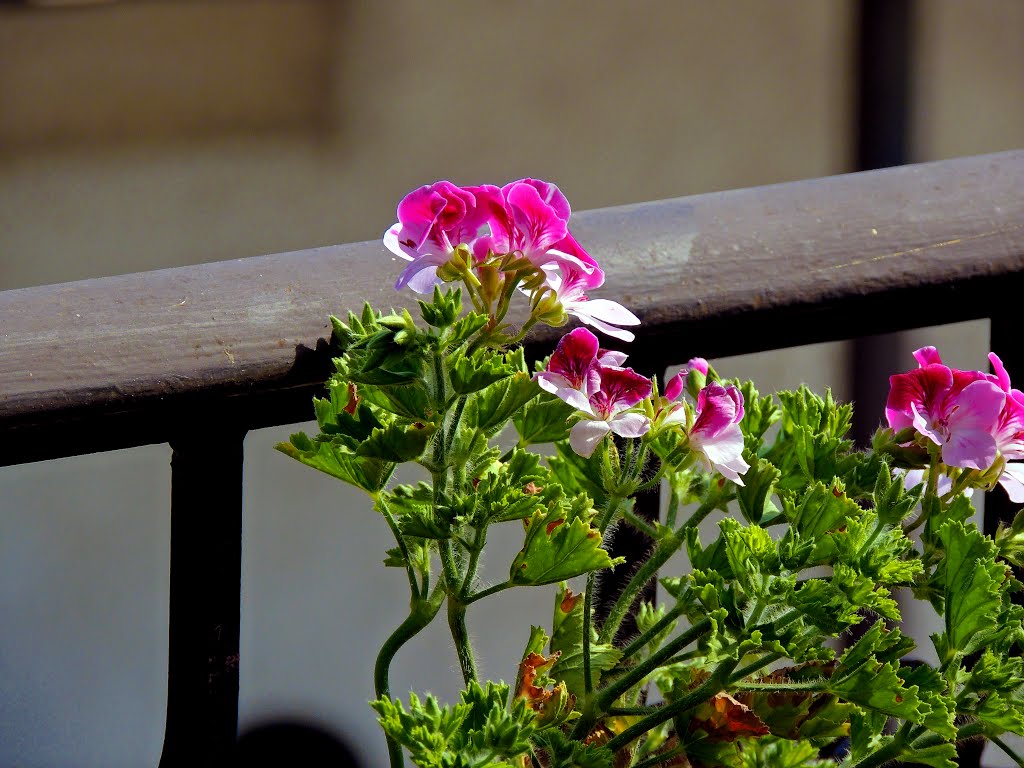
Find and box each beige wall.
[1,2,1022,766]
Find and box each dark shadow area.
[233,720,361,768]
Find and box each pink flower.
[482,179,599,274]
[886,347,1005,470]
[383,182,502,293]
[544,262,641,342]
[663,358,709,402]
[535,328,603,399]
[986,353,1024,501]
[567,366,652,457]
[687,382,750,484]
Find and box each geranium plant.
[278,179,1024,768]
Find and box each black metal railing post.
[595,360,666,643]
[159,426,246,767]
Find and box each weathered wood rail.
[2,150,1023,765]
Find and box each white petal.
[383,225,414,261]
[610,412,650,439]
[1000,463,1024,503]
[570,420,611,457]
[558,388,593,413]
[577,299,641,326]
[568,311,635,342]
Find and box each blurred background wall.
[1,1,1022,766]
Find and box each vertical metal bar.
[159,427,246,767]
[595,361,665,644]
[849,0,915,450]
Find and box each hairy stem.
[376,494,419,601]
[598,532,684,644]
[595,618,712,712]
[582,493,627,697]
[374,590,444,768]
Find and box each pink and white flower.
[986,353,1024,501]
[543,261,641,342]
[383,182,502,293]
[535,328,603,399]
[566,365,653,458]
[687,382,750,484]
[886,347,1004,470]
[663,358,710,404]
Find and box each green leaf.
[931,521,1008,656]
[467,373,539,434]
[276,434,394,494]
[996,508,1024,568]
[473,449,554,523]
[356,381,435,421]
[357,422,435,463]
[734,380,781,454]
[974,692,1024,736]
[513,394,577,445]
[735,458,780,524]
[548,585,622,698]
[443,312,489,348]
[718,518,779,599]
[510,509,623,586]
[533,729,612,768]
[900,663,955,739]
[830,622,926,721]
[736,737,834,768]
[449,349,517,395]
[872,463,922,525]
[782,480,863,542]
[418,286,462,328]
[372,682,537,768]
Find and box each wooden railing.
[2,150,1023,766]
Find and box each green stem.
[631,744,689,768]
[376,495,420,601]
[464,580,513,605]
[606,705,662,716]
[729,652,784,682]
[440,540,477,685]
[582,570,597,696]
[374,590,444,768]
[602,659,737,754]
[732,679,823,692]
[595,618,712,712]
[446,395,469,477]
[621,504,659,539]
[598,532,684,644]
[459,525,486,596]
[618,601,686,661]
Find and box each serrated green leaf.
[357,422,435,462]
[932,521,1008,656]
[467,373,539,434]
[736,458,781,524]
[510,511,622,586]
[513,394,577,445]
[276,434,394,494]
[450,349,517,395]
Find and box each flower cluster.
[384,179,640,341]
[535,328,651,457]
[383,179,753,480]
[887,346,1024,500]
